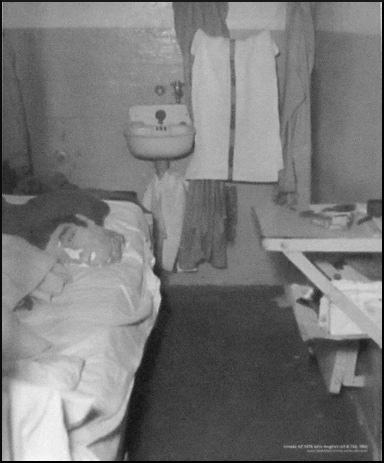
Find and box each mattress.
[2,196,161,461]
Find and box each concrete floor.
[124,286,372,461]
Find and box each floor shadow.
[123,286,172,456]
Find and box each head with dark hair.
[28,215,88,250]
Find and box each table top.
[252,203,382,253]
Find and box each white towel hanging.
[185,29,283,183]
[232,30,283,182]
[185,29,231,180]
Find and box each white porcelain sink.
[125,105,195,160]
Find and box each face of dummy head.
[46,215,125,267]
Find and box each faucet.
[171,80,184,104]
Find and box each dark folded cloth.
[85,189,138,202]
[3,190,110,250]
[85,188,150,213]
[13,172,79,195]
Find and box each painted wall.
[312,4,382,458]
[2,4,183,196]
[3,2,286,30]
[3,27,184,194]
[312,2,382,202]
[2,2,176,29]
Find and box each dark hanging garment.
[173,2,237,270]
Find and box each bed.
[2,192,161,461]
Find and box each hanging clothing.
[233,30,283,182]
[3,35,34,176]
[185,29,231,180]
[177,180,228,270]
[173,2,230,119]
[185,28,282,183]
[142,170,187,272]
[276,2,315,207]
[173,2,234,270]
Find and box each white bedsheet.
[3,198,161,461]
[6,379,74,461]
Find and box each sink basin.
[125,105,195,160]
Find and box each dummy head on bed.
[45,215,126,267]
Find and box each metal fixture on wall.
[155,85,166,96]
[170,80,184,104]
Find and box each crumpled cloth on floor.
[143,170,187,271]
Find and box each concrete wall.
[312,2,382,202]
[2,2,286,30]
[2,2,176,28]
[312,4,382,459]
[2,4,183,195]
[313,5,382,459]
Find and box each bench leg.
[314,340,365,394]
